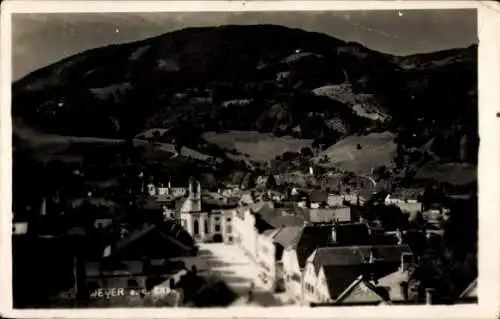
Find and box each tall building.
[179,178,236,244]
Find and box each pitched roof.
[309,190,328,203]
[273,226,303,249]
[336,270,410,304]
[323,265,368,300]
[293,225,334,269]
[309,245,412,273]
[459,278,477,299]
[332,223,371,246]
[262,229,280,238]
[110,221,195,257]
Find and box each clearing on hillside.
[202,131,313,162]
[316,132,397,174]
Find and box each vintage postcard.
[1,1,499,318]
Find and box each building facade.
[179,179,236,243]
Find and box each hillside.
[12,24,478,182]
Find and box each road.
[195,243,289,307]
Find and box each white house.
[257,226,303,292]
[302,245,412,304]
[232,201,274,261]
[282,246,304,303]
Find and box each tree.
[300,147,313,158]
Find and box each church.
[179,178,235,244]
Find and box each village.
[11,158,478,308]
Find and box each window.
[204,220,208,233]
[194,220,199,235]
[226,225,232,233]
[215,216,220,221]
[215,225,221,232]
[226,217,231,222]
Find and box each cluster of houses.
[139,172,476,306]
[12,168,476,307]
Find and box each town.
[9,10,479,310]
[12,147,478,308]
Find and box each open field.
[315,132,397,174]
[14,119,212,163]
[203,130,313,162]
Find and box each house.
[256,226,303,292]
[335,252,414,305]
[309,190,328,208]
[103,221,196,260]
[70,197,122,231]
[232,201,274,261]
[281,225,334,303]
[148,179,187,199]
[12,222,29,235]
[385,189,424,214]
[327,194,344,208]
[239,192,255,206]
[301,245,412,304]
[307,206,353,224]
[207,208,235,244]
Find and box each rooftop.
[309,245,412,273]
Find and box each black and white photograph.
[1,1,500,317]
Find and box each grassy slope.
[315,132,397,174]
[202,130,313,162]
[13,119,212,163]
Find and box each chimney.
[425,288,435,305]
[400,252,413,272]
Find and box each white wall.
[316,267,334,303]
[257,234,276,291]
[302,261,319,303]
[282,249,303,302]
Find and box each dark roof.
[268,215,305,228]
[255,205,307,229]
[311,245,410,300]
[311,245,411,272]
[111,221,195,258]
[323,265,367,300]
[273,226,303,249]
[202,197,239,209]
[333,223,371,246]
[293,225,334,269]
[309,190,328,203]
[336,270,410,304]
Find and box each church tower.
[181,177,201,213]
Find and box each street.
[195,243,288,307]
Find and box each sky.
[11,9,477,81]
